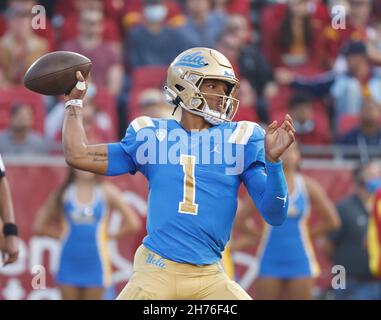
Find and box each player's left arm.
[304,176,341,238]
[243,115,296,226]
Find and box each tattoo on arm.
[67,107,81,118]
[88,152,108,163]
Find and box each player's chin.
[209,105,224,113]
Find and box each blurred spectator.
[55,0,124,21]
[0,103,50,154]
[0,0,49,85]
[61,9,123,96]
[139,88,178,120]
[234,79,258,123]
[326,161,381,299]
[212,0,251,18]
[368,185,381,280]
[367,19,381,65]
[125,0,187,70]
[177,0,226,48]
[45,84,116,144]
[82,102,115,143]
[337,98,381,153]
[0,0,56,50]
[372,0,381,21]
[261,0,323,70]
[122,0,185,31]
[276,41,381,129]
[322,0,373,68]
[56,0,121,45]
[289,91,331,145]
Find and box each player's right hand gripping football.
[65,71,88,102]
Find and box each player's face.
[199,79,229,113]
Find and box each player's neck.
[180,112,211,131]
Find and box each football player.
[62,47,295,299]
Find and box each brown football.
[23,51,92,96]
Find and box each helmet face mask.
[165,48,240,125]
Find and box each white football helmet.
[165,47,240,125]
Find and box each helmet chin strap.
[202,105,226,125]
[182,105,225,125]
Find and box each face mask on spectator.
[366,178,381,193]
[143,5,168,23]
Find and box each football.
[23,51,92,96]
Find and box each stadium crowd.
[0,0,380,158]
[1,0,381,300]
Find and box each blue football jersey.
[107,117,266,265]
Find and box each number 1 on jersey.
[179,154,198,215]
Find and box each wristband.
[3,223,18,237]
[64,99,83,109]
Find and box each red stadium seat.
[337,114,381,136]
[130,66,168,90]
[128,66,168,121]
[261,3,287,67]
[268,85,293,114]
[268,85,326,118]
[337,114,359,136]
[234,105,258,123]
[0,86,45,133]
[270,101,331,145]
[93,87,118,140]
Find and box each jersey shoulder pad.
[228,121,264,145]
[130,116,155,132]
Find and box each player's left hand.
[265,114,296,163]
[1,236,19,266]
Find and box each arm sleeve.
[242,161,288,226]
[240,127,288,226]
[0,154,5,178]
